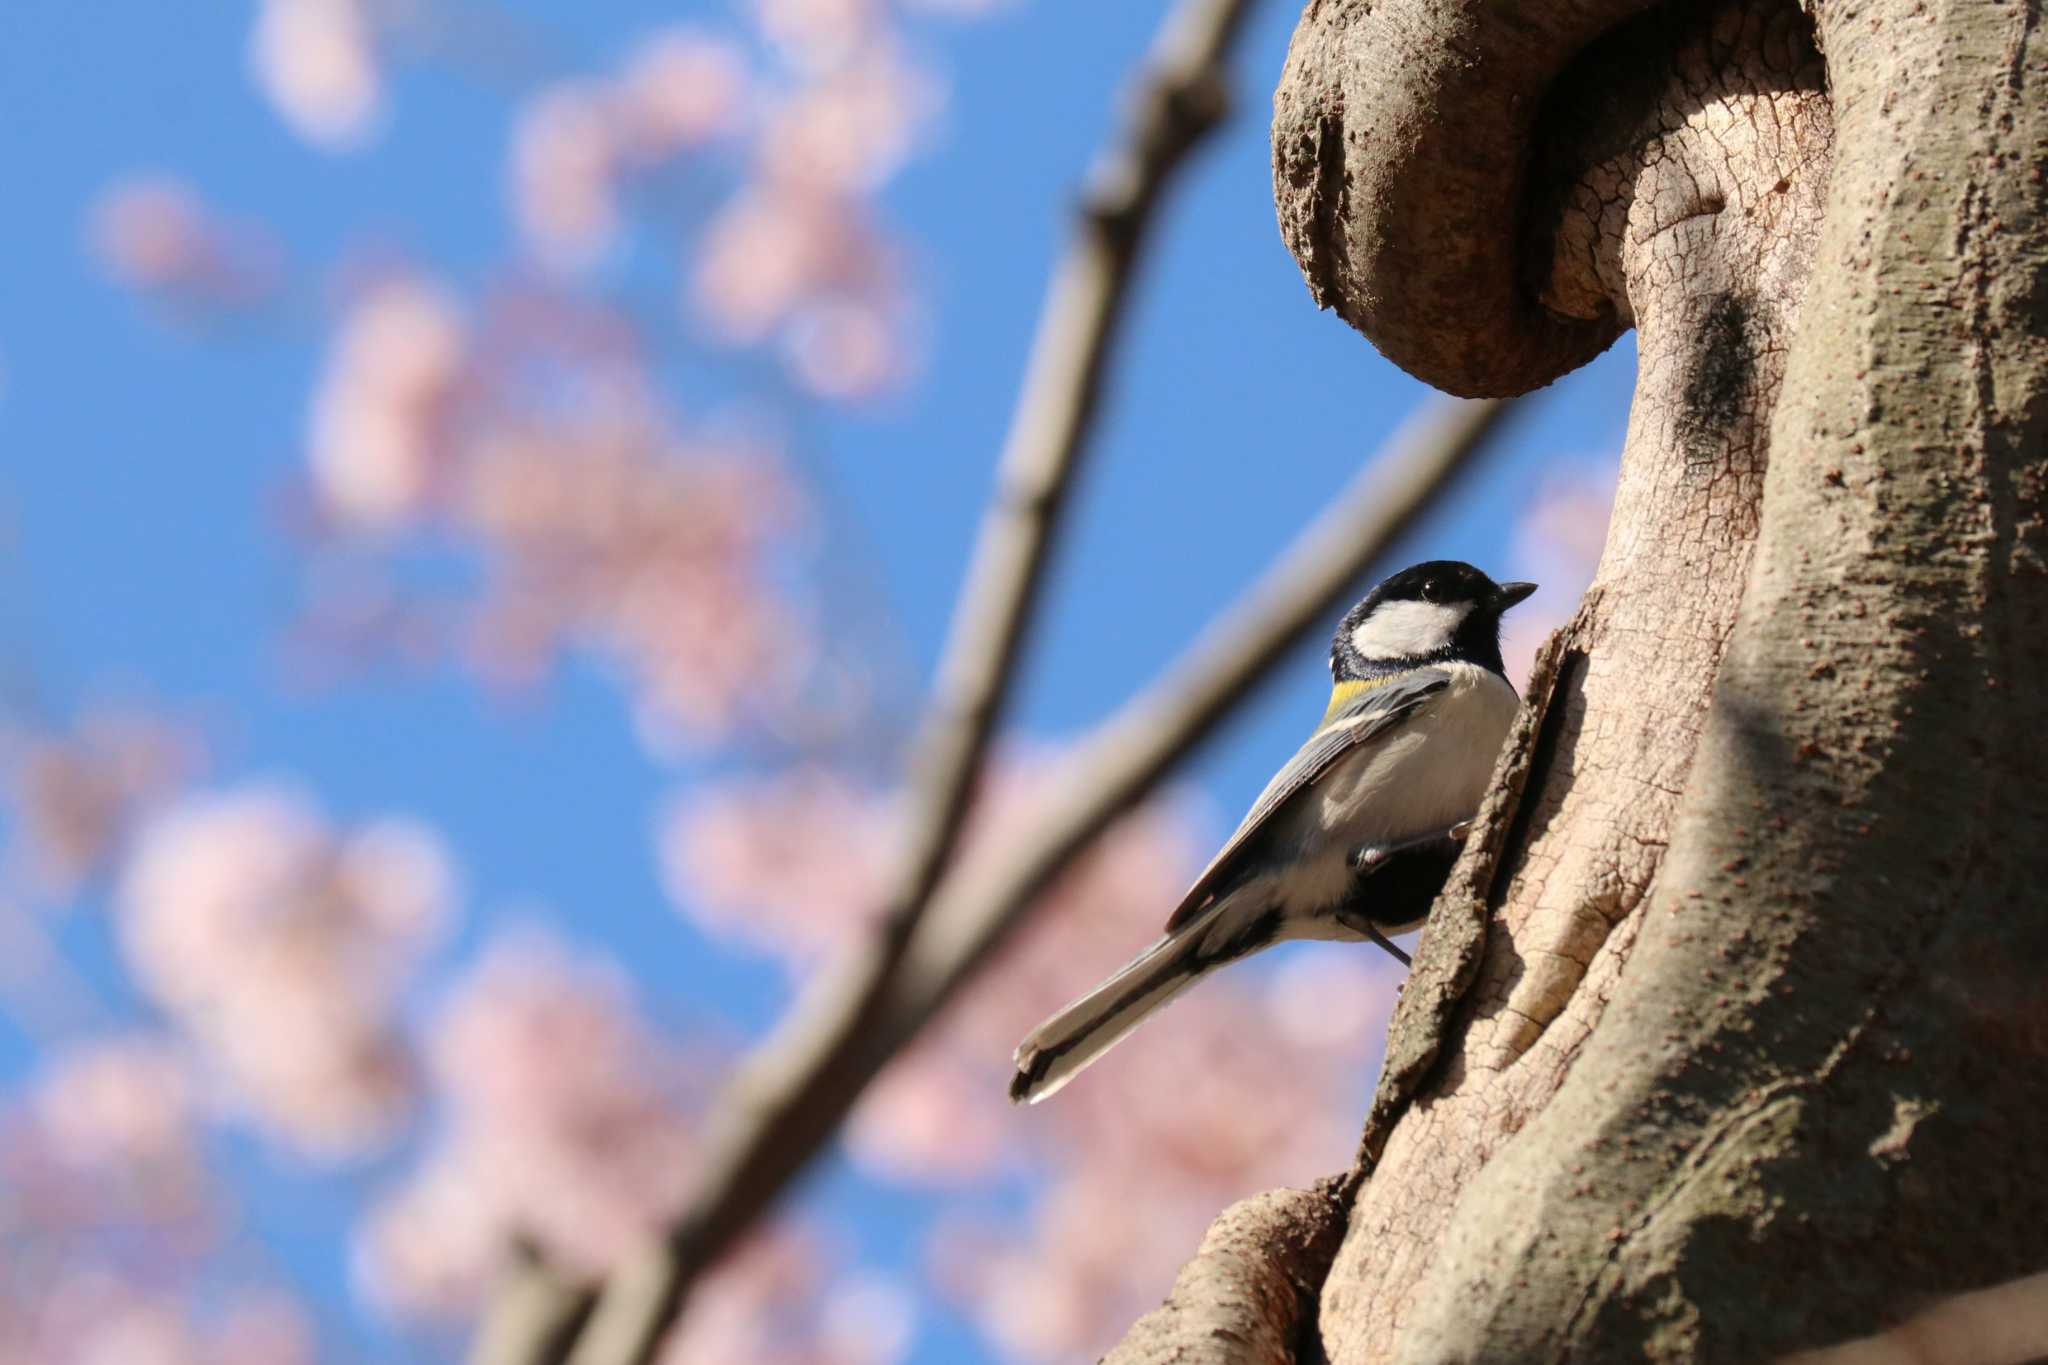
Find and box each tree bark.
[1099,1181,1350,1365]
[1322,3,1837,1353]
[1109,0,2048,1357]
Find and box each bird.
[1008,560,1536,1104]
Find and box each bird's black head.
[1330,561,1536,682]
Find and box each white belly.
[1274,662,1520,915]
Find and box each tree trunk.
[1111,0,2048,1357]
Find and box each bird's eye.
[1420,579,1441,602]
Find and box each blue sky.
[0,1,1634,1360]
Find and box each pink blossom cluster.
[0,1036,316,1365]
[356,930,910,1365]
[510,30,749,270]
[87,176,283,316]
[665,753,1398,1360]
[502,8,930,400]
[661,1238,914,1365]
[306,276,469,531]
[299,276,811,750]
[459,418,808,753]
[116,783,456,1158]
[659,768,899,963]
[0,1274,315,1365]
[7,1035,211,1246]
[1,707,200,898]
[248,0,383,150]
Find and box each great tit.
[1009,561,1537,1104]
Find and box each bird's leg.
[1367,922,1411,967]
[1329,902,1412,966]
[1340,819,1479,967]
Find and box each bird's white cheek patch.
[1351,600,1473,658]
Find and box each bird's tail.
[1009,902,1247,1105]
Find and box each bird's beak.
[1494,581,1538,610]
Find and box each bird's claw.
[1351,819,1474,874]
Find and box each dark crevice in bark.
[1680,291,1761,467]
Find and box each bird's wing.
[1163,668,1451,932]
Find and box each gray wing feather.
[1162,669,1451,932]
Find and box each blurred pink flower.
[4,1276,315,1365]
[360,930,901,1363]
[32,1036,200,1189]
[660,1238,914,1365]
[1500,461,1617,685]
[355,930,705,1314]
[785,296,911,399]
[658,768,897,962]
[2,1035,214,1248]
[758,43,937,194]
[298,276,815,748]
[248,0,383,150]
[510,84,624,271]
[116,783,457,1158]
[209,1294,320,1365]
[458,422,810,748]
[616,30,750,160]
[510,31,748,270]
[308,276,468,530]
[88,177,283,314]
[694,188,894,343]
[2,708,199,898]
[755,0,884,69]
[900,0,1019,12]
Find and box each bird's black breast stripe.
[1337,835,1463,931]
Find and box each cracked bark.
[1102,0,2048,1358]
[1100,1180,1350,1365]
[1323,4,1841,1355]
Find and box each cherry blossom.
[116,783,456,1158]
[358,930,907,1364]
[88,176,283,315]
[248,0,383,150]
[755,0,885,71]
[659,767,898,963]
[298,275,814,749]
[757,41,938,194]
[510,31,750,270]
[3,1275,315,1365]
[1,707,200,899]
[307,276,469,531]
[358,929,704,1306]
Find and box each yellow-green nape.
[1319,674,1399,727]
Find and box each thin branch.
[467,1238,597,1365]
[468,4,1266,1364]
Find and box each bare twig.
[468,1238,596,1365]
[464,4,1268,1365]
